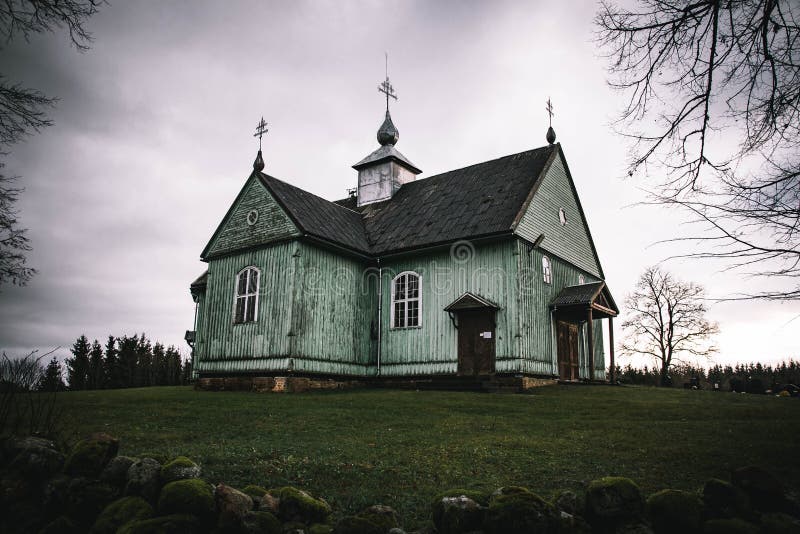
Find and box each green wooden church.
[187,86,618,391]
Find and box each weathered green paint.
[194,240,375,377]
[515,240,606,380]
[202,174,300,260]
[514,152,602,278]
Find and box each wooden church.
[187,78,618,392]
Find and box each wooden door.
[557,320,580,380]
[457,310,496,376]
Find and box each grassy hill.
[57,384,799,527]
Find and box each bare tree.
[0,0,102,286]
[621,266,719,386]
[596,0,800,300]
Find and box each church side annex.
[186,74,618,392]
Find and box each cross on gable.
[545,98,554,126]
[253,116,269,149]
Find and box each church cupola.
[353,58,421,207]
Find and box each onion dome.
[546,126,556,145]
[253,149,265,171]
[377,111,399,146]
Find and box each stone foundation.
[195,376,364,393]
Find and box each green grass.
[56,385,799,527]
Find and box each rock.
[615,522,655,534]
[491,486,533,498]
[118,514,203,534]
[484,490,558,534]
[215,483,254,530]
[270,486,331,523]
[100,456,137,488]
[160,456,201,484]
[241,484,268,500]
[90,496,154,534]
[38,515,78,534]
[557,510,592,534]
[42,474,71,517]
[732,466,787,513]
[240,511,282,534]
[310,524,335,534]
[5,436,57,458]
[2,500,46,534]
[702,518,761,534]
[64,433,119,478]
[8,440,64,480]
[359,504,400,531]
[157,478,216,521]
[431,489,487,534]
[760,512,800,534]
[702,478,751,519]
[388,529,407,534]
[283,520,310,533]
[65,477,119,527]
[124,458,162,503]
[553,490,583,517]
[646,489,703,534]
[333,515,385,534]
[584,476,643,530]
[258,492,281,514]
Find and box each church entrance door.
[557,320,580,380]
[457,310,496,376]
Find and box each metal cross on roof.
[545,98,554,126]
[253,116,269,149]
[378,52,398,111]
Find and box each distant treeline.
[59,334,191,391]
[612,360,800,392]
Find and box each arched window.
[391,272,421,328]
[234,267,259,323]
[542,256,552,284]
[578,274,585,285]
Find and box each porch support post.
[587,307,595,381]
[609,316,615,384]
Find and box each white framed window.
[391,271,421,328]
[234,266,260,323]
[578,274,585,285]
[542,256,552,284]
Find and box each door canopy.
[444,292,500,312]
[550,281,619,320]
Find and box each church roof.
[255,144,558,257]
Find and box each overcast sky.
[0,0,797,367]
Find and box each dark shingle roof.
[259,145,557,256]
[551,282,619,315]
[258,174,371,254]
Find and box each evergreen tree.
[135,334,153,387]
[181,356,192,384]
[104,335,121,389]
[88,339,105,390]
[66,335,91,390]
[153,342,167,386]
[117,335,139,388]
[38,357,65,392]
[166,346,182,385]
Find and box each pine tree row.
[63,334,190,390]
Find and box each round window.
[246,209,259,226]
[558,208,567,226]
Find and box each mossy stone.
[157,479,215,520]
[65,477,119,527]
[702,518,760,534]
[309,523,335,534]
[241,484,268,500]
[118,514,202,534]
[646,489,704,534]
[552,489,583,517]
[702,478,751,519]
[38,515,77,534]
[64,433,119,477]
[269,486,331,523]
[431,488,488,533]
[358,504,400,531]
[731,466,787,513]
[240,511,282,534]
[160,456,200,484]
[760,512,800,534]
[585,477,643,530]
[91,496,154,534]
[333,516,384,534]
[484,490,558,534]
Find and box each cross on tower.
[378,52,398,111]
[545,98,554,127]
[253,116,269,149]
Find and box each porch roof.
[550,281,619,319]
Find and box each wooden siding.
[515,239,606,379]
[379,240,522,376]
[204,175,301,260]
[194,240,375,376]
[514,154,602,278]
